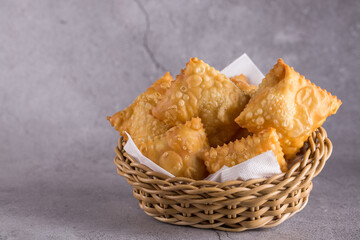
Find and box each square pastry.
[151,58,250,147]
[203,128,287,174]
[235,59,342,159]
[138,118,209,180]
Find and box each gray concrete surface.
[1,0,359,239]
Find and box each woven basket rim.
[115,127,332,185]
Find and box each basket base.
[137,192,310,232]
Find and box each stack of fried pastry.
[108,58,341,180]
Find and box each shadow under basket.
[113,127,332,232]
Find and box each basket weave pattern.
[114,127,332,232]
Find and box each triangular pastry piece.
[107,73,173,142]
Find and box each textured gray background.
[1,0,359,239]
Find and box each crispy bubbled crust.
[138,117,209,180]
[107,72,173,142]
[235,59,342,159]
[203,128,287,174]
[151,58,249,147]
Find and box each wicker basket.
[113,127,332,232]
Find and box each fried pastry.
[230,74,257,96]
[107,72,173,142]
[203,128,287,174]
[228,74,256,141]
[138,118,209,180]
[151,58,249,147]
[235,59,342,159]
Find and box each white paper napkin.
[221,53,265,86]
[204,151,281,182]
[122,54,282,182]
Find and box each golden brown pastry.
[228,74,257,142]
[203,128,287,174]
[138,117,209,180]
[107,72,173,142]
[235,59,342,159]
[230,74,257,96]
[151,58,249,147]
